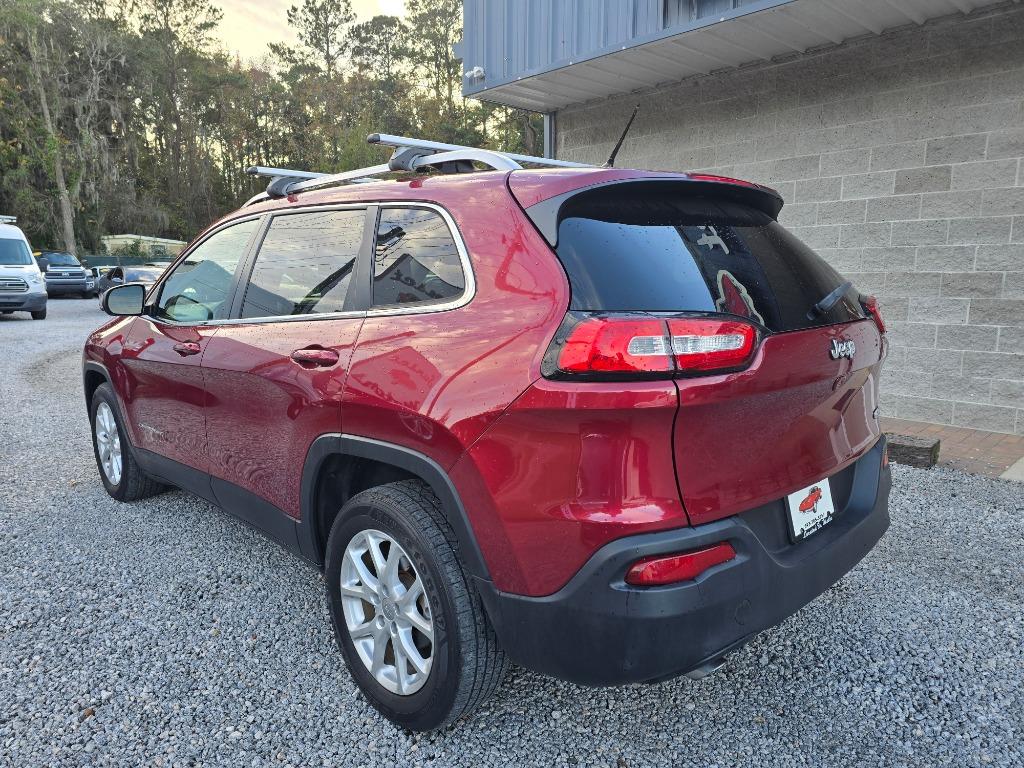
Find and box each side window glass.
[372,208,465,307]
[155,219,259,323]
[241,210,363,319]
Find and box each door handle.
[172,341,202,357]
[290,347,340,368]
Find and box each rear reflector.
[625,542,737,586]
[860,295,886,334]
[544,313,759,380]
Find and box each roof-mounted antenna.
[604,105,640,168]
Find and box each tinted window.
[156,219,258,323]
[372,208,465,307]
[241,210,363,319]
[42,252,80,267]
[0,239,32,265]
[555,186,865,333]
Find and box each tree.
[0,0,542,253]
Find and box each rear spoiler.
[522,176,785,247]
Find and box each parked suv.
[0,222,47,319]
[84,164,890,730]
[37,250,94,297]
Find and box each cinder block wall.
[556,2,1024,434]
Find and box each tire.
[89,383,165,502]
[325,480,508,731]
[31,308,46,320]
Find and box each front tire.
[90,383,165,501]
[325,480,508,731]
[31,308,46,320]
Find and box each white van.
[0,222,47,319]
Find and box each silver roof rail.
[243,132,592,205]
[0,215,17,224]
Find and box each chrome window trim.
[148,201,474,328]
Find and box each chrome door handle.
[172,341,201,357]
[290,347,340,368]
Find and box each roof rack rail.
[0,215,17,224]
[243,133,592,205]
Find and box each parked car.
[36,250,94,297]
[94,265,164,300]
[0,222,47,319]
[84,142,891,732]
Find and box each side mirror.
[102,283,146,317]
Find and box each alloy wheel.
[340,529,434,696]
[94,402,123,486]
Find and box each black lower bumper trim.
[477,437,891,686]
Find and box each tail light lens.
[668,318,757,373]
[625,542,736,586]
[860,295,886,334]
[543,312,759,380]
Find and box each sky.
[216,0,407,61]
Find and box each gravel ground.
[1,299,1022,768]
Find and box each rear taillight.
[860,295,886,334]
[625,542,736,586]
[667,318,757,373]
[542,312,759,380]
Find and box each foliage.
[0,0,542,252]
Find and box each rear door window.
[240,209,364,319]
[554,184,865,332]
[372,208,465,308]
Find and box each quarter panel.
[450,378,687,596]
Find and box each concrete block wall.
[556,2,1024,434]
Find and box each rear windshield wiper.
[809,280,853,318]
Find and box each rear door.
[547,181,885,525]
[200,206,370,525]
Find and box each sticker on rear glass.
[715,270,765,325]
[786,480,836,542]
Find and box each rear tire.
[89,383,165,501]
[31,308,46,320]
[325,480,508,731]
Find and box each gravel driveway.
[1,299,1022,768]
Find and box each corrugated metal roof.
[458,0,1007,112]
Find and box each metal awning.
[460,0,1005,112]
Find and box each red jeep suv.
[84,147,891,730]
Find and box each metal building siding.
[460,0,664,86]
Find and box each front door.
[123,217,261,475]
[201,208,369,521]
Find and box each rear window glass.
[555,185,865,333]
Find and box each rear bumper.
[0,292,47,311]
[477,436,891,686]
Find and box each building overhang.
[461,0,1004,112]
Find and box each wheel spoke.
[340,582,375,602]
[349,618,376,641]
[370,626,388,676]
[366,532,389,578]
[396,627,430,675]
[345,547,379,593]
[392,634,411,693]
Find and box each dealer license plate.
[786,478,836,542]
